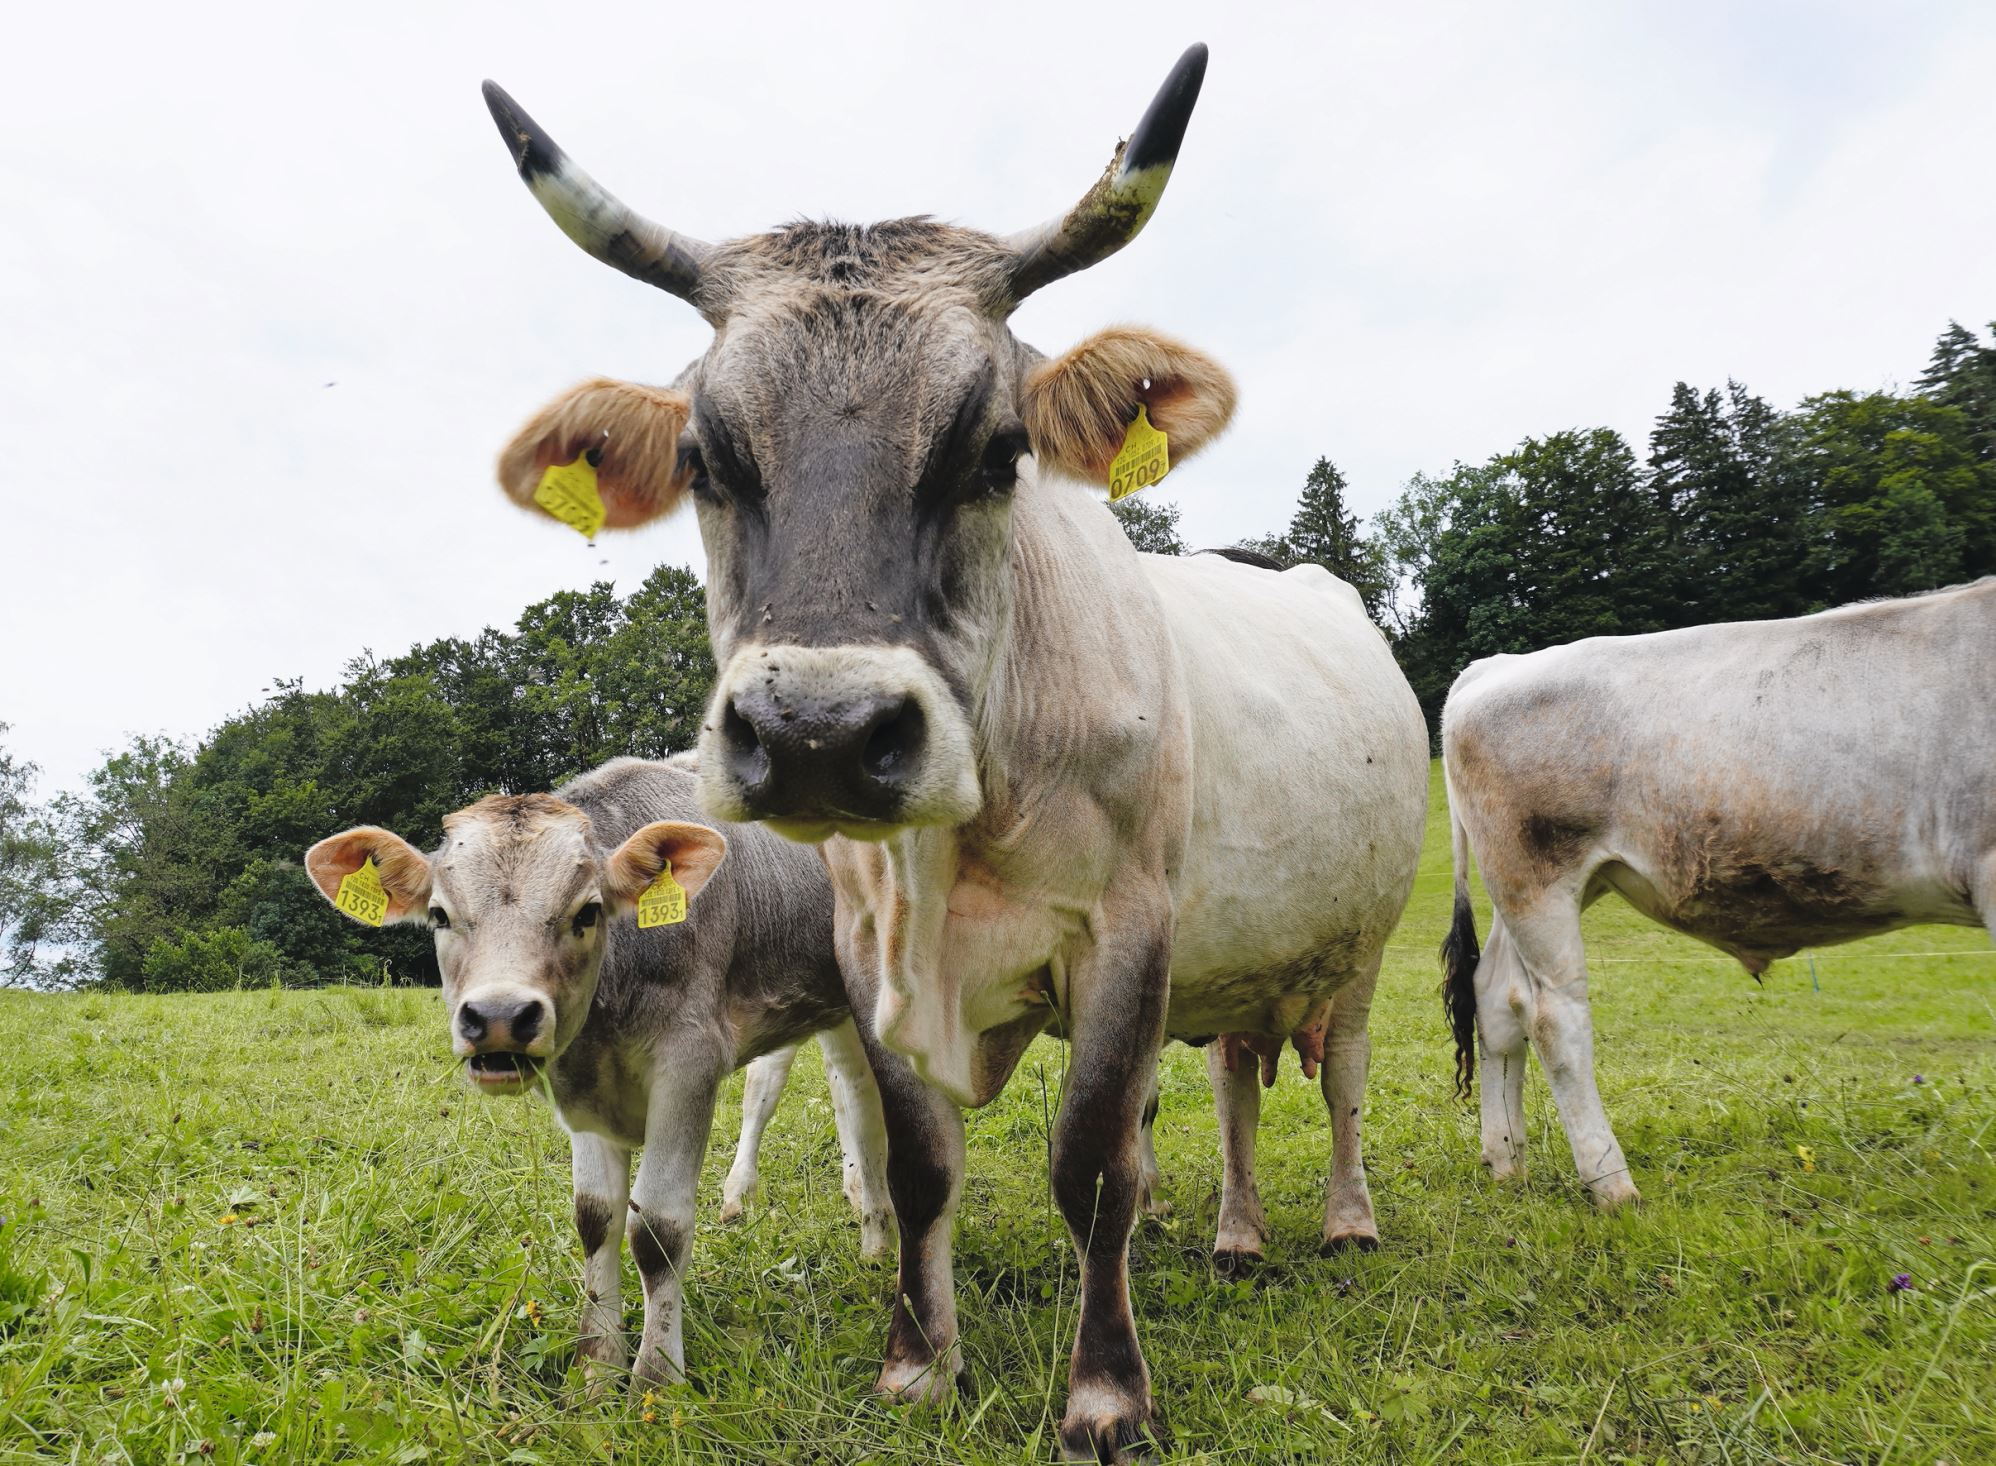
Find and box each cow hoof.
[1212,1246,1263,1278]
[1587,1178,1641,1212]
[874,1355,960,1407]
[858,1210,895,1261]
[1141,1194,1174,1221]
[1320,1230,1380,1255]
[1059,1389,1166,1463]
[718,1195,747,1224]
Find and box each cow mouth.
[465,1052,541,1091]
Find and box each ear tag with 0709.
[1107,404,1170,502]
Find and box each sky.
[3,0,1993,797]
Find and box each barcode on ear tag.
[637,860,687,929]
[1107,404,1170,502]
[533,453,608,539]
[336,856,389,927]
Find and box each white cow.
[1441,578,1996,1208]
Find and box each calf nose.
[720,679,927,822]
[457,996,546,1050]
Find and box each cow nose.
[720,681,926,821]
[457,996,546,1050]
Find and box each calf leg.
[1475,920,1531,1181]
[720,1044,798,1223]
[1053,921,1171,1463]
[817,1018,895,1260]
[1136,1070,1170,1220]
[1204,1042,1266,1271]
[1320,963,1381,1253]
[629,1046,730,1388]
[570,1133,631,1391]
[1506,899,1639,1210]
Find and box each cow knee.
[627,1206,689,1293]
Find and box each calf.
[1441,579,1996,1208]
[306,756,892,1387]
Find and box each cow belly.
[1145,557,1429,1034]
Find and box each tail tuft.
[1440,891,1481,1099]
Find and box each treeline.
[3,321,1991,990]
[1,568,712,991]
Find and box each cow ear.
[603,821,728,911]
[1022,327,1238,485]
[497,378,695,530]
[304,827,433,924]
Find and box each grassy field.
[3,764,1992,1464]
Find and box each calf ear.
[303,827,433,924]
[603,821,729,910]
[497,378,695,530]
[1022,327,1238,485]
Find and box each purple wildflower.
[1911,1074,1926,1085]
[1889,1273,1914,1293]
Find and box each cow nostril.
[457,1003,489,1044]
[512,999,545,1045]
[860,698,924,785]
[721,697,772,787]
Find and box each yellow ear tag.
[1107,404,1170,502]
[636,860,687,929]
[533,452,607,540]
[335,856,389,927]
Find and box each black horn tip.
[480,79,564,180]
[1122,43,1208,177]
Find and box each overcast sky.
[3,1,1992,796]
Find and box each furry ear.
[1022,327,1238,485]
[304,827,433,924]
[497,378,695,530]
[603,821,729,911]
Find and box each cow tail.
[1439,764,1482,1100]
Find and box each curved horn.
[481,80,712,304]
[1004,44,1208,306]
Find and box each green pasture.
[2,764,1991,1463]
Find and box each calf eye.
[571,902,602,938]
[978,427,1029,496]
[429,907,451,930]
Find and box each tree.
[0,725,79,987]
[1108,496,1187,555]
[1916,320,1996,463]
[1279,458,1395,621]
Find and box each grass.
[2,762,1992,1463]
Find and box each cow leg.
[1506,902,1640,1210]
[720,1044,798,1223]
[629,1046,729,1388]
[1475,920,1531,1181]
[817,1018,895,1260]
[1054,924,1171,1462]
[1136,1070,1170,1220]
[868,1043,967,1405]
[1203,1041,1266,1271]
[571,1133,631,1392]
[1320,963,1381,1253]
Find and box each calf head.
[487,46,1236,842]
[306,796,726,1093]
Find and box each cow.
[304,756,894,1388]
[479,45,1429,1459]
[1439,578,1996,1210]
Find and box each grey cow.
[1441,578,1996,1209]
[306,756,892,1388]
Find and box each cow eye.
[681,444,712,499]
[571,902,602,938]
[429,907,450,930]
[977,427,1029,496]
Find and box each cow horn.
[1003,43,1208,307]
[481,81,712,305]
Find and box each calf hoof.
[1586,1176,1641,1212]
[1140,1190,1173,1222]
[1482,1153,1527,1182]
[1212,1246,1263,1279]
[1320,1229,1380,1255]
[718,1194,748,1225]
[858,1209,895,1262]
[874,1354,960,1407]
[1059,1389,1166,1463]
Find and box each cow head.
[305,796,726,1093]
[487,47,1235,841]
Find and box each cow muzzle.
[700,644,981,840]
[453,988,554,1094]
